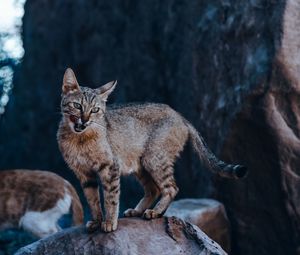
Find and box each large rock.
[15,217,226,255]
[215,1,300,254]
[165,199,230,252]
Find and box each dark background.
[1,0,300,254]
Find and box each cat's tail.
[66,183,84,226]
[185,121,248,179]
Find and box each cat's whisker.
[90,121,106,129]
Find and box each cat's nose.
[80,118,89,127]
[81,114,89,124]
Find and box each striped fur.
[57,68,247,232]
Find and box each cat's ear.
[62,68,80,94]
[97,80,117,102]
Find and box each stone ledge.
[16,217,226,255]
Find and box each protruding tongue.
[70,115,78,123]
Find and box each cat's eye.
[73,102,82,109]
[91,107,100,113]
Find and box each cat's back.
[105,103,189,175]
[106,103,182,125]
[0,170,66,193]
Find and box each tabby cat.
[57,68,247,233]
[0,170,83,238]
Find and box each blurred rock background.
[0,0,300,254]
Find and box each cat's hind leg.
[140,122,187,219]
[124,171,160,217]
[142,160,178,220]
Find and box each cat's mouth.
[74,123,87,133]
[69,115,88,133]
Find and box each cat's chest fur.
[59,129,113,173]
[58,125,142,175]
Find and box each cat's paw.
[124,208,143,217]
[86,220,101,233]
[143,209,161,219]
[101,220,118,232]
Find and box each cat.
[57,68,247,233]
[0,169,83,238]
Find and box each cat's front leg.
[98,163,120,232]
[77,171,103,233]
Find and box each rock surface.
[165,199,230,252]
[15,217,226,255]
[215,1,300,254]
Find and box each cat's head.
[60,68,116,133]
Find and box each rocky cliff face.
[1,0,300,254]
[215,1,300,254]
